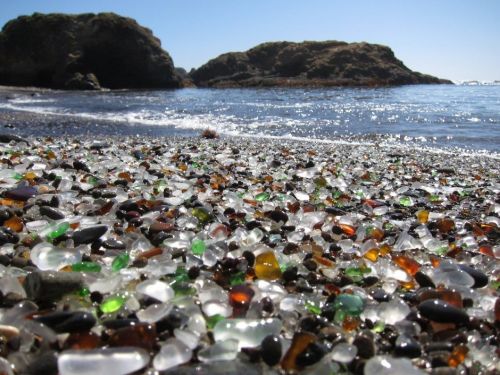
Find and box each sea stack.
[0,12,182,90]
[190,41,452,87]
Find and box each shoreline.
[0,108,499,160]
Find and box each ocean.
[0,83,499,153]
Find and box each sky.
[0,0,498,82]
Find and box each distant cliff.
[190,41,451,87]
[0,12,182,90]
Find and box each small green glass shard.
[206,314,224,329]
[111,253,130,272]
[71,262,101,273]
[46,222,70,241]
[100,296,125,314]
[191,239,206,256]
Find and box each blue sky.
[1,0,498,81]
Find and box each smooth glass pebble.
[174,328,200,350]
[153,338,192,371]
[202,300,232,317]
[58,347,149,375]
[333,294,364,320]
[197,339,239,363]
[331,342,357,363]
[136,302,173,323]
[136,279,174,303]
[254,251,282,280]
[364,355,425,375]
[377,299,411,325]
[31,242,82,271]
[0,357,13,375]
[213,318,282,349]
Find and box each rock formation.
[0,12,181,90]
[190,41,451,87]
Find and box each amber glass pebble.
[342,316,360,331]
[416,209,429,224]
[64,331,102,350]
[4,216,23,232]
[392,254,420,276]
[448,344,468,367]
[437,218,455,234]
[429,255,441,268]
[23,171,37,180]
[366,227,384,241]
[108,322,156,351]
[417,288,463,308]
[254,251,282,280]
[312,255,335,268]
[364,248,379,262]
[118,171,133,182]
[229,284,255,317]
[281,332,317,371]
[379,244,391,256]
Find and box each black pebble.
[102,238,126,250]
[415,271,436,288]
[261,334,282,366]
[295,342,325,367]
[394,337,422,358]
[353,333,375,359]
[371,288,390,302]
[0,227,19,245]
[34,311,96,333]
[102,318,139,330]
[267,210,288,223]
[73,160,90,172]
[39,206,65,220]
[4,186,37,201]
[418,299,469,324]
[72,225,108,245]
[458,264,488,288]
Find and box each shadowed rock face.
[190,41,452,87]
[0,12,181,89]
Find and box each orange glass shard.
[416,209,429,224]
[4,216,23,232]
[448,344,468,368]
[392,254,420,276]
[363,248,379,262]
[339,224,356,237]
[437,218,455,234]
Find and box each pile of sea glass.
[0,136,498,375]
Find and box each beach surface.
[0,134,498,374]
